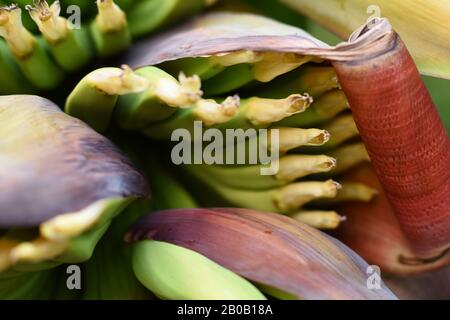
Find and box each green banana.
[181,163,340,213]
[125,148,267,300]
[114,66,203,130]
[211,126,330,165]
[273,89,349,128]
[142,96,240,140]
[326,142,371,176]
[82,200,153,300]
[165,51,318,96]
[26,0,93,72]
[132,240,266,300]
[127,0,207,39]
[201,63,255,96]
[254,65,340,99]
[0,5,64,90]
[65,65,149,131]
[90,0,131,57]
[216,93,312,130]
[182,154,336,190]
[309,182,378,206]
[305,113,359,151]
[143,93,312,140]
[0,40,34,93]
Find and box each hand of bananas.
[1,0,449,301]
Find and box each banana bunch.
[0,95,149,298]
[64,48,376,231]
[0,0,215,93]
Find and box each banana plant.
[0,3,449,300]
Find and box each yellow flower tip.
[285,93,313,114]
[0,5,35,58]
[275,179,342,212]
[26,0,68,43]
[178,72,203,104]
[153,73,202,108]
[96,0,127,33]
[88,65,149,95]
[10,239,67,263]
[291,210,346,230]
[221,95,240,116]
[246,93,312,126]
[194,96,240,126]
[40,199,109,242]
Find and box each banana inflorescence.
[2,7,425,301]
[64,53,374,230]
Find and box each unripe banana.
[132,240,266,300]
[26,0,93,72]
[114,67,203,130]
[65,65,149,131]
[0,4,64,89]
[90,0,131,57]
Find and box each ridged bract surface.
[333,35,450,259]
